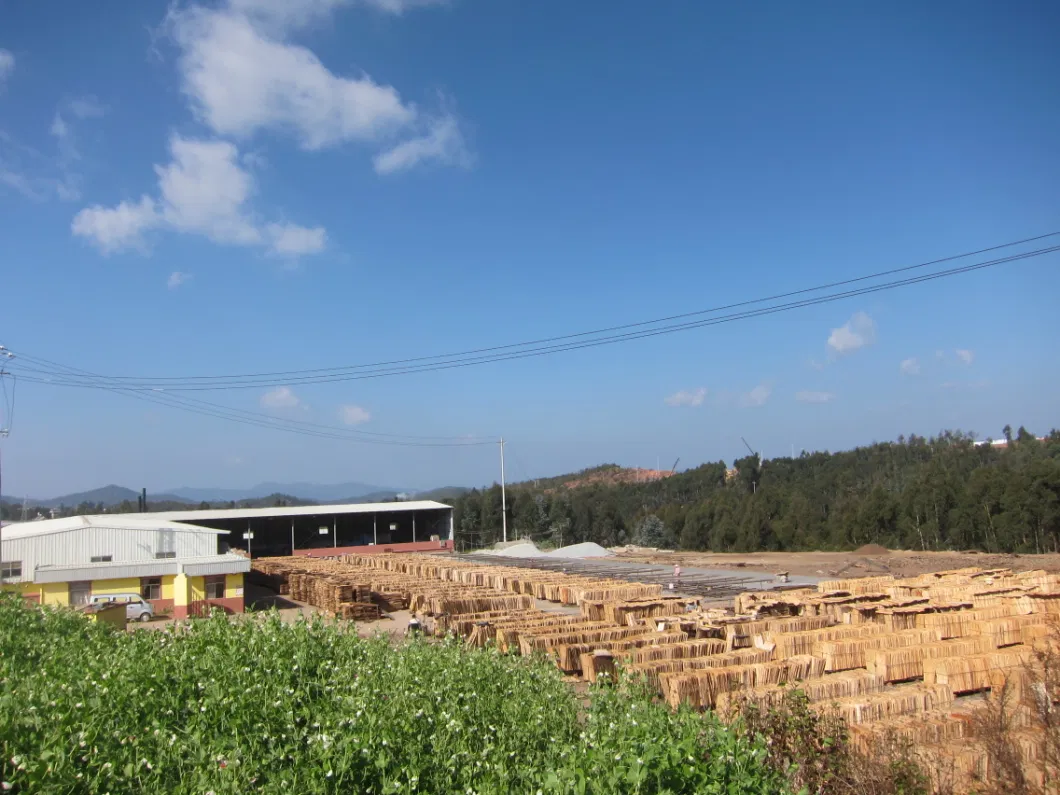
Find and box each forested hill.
[449,427,1060,555]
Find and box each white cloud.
[1,98,103,203]
[664,387,707,407]
[955,349,975,366]
[795,390,834,403]
[900,357,920,376]
[373,114,470,174]
[339,404,371,425]
[0,168,40,199]
[167,271,191,289]
[166,1,467,172]
[225,0,350,30]
[67,96,105,119]
[361,0,446,12]
[267,222,327,256]
[170,7,414,149]
[51,97,105,166]
[156,137,260,245]
[71,196,160,253]
[225,0,445,32]
[260,386,303,409]
[741,384,772,407]
[72,135,324,256]
[827,311,876,355]
[0,50,13,85]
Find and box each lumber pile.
[627,639,727,664]
[629,650,775,690]
[582,650,617,684]
[554,631,688,673]
[823,682,954,725]
[924,648,1034,693]
[580,596,698,625]
[866,637,996,683]
[817,629,940,672]
[715,670,886,718]
[660,655,826,709]
[336,602,381,621]
[255,548,1060,792]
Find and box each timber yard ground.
[129,547,1060,635]
[610,546,1060,580]
[208,547,1060,628]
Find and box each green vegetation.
[452,428,1060,554]
[0,595,783,794]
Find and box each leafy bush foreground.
[0,596,783,794]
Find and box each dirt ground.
[611,547,1060,579]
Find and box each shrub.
[0,594,783,794]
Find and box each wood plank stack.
[924,648,1033,693]
[660,655,826,709]
[866,637,996,683]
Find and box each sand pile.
[483,541,615,559]
[490,542,544,558]
[547,542,614,559]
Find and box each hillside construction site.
[250,553,1060,790]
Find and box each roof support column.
[373,513,377,545]
[290,519,295,557]
[412,512,416,543]
[333,516,337,549]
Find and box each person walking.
[406,613,422,637]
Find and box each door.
[68,581,92,607]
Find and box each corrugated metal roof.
[149,500,452,522]
[32,553,250,583]
[2,515,231,539]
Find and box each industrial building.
[0,514,250,618]
[150,500,455,558]
[0,500,454,618]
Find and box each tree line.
[448,426,1060,555]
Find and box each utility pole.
[0,348,16,575]
[499,438,507,544]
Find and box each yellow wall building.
[1,515,249,618]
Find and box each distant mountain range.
[1,482,471,509]
[164,481,398,504]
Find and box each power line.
[7,354,494,448]
[13,230,1056,388]
[8,240,1058,392]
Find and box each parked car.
[89,593,155,622]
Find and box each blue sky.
[1,0,1058,498]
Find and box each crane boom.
[740,436,756,457]
[668,458,680,476]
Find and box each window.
[141,577,162,601]
[0,561,21,581]
[90,555,113,563]
[69,582,91,606]
[204,575,226,600]
[155,551,176,559]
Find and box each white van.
[89,593,155,622]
